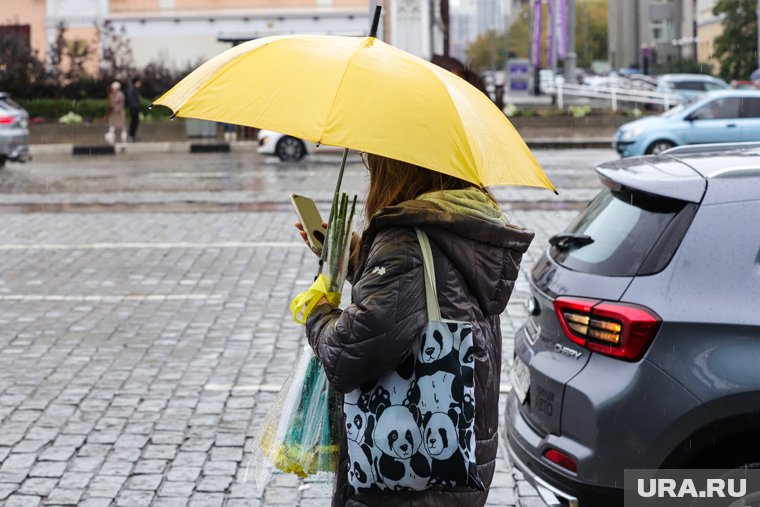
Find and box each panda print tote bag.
[343,228,483,494]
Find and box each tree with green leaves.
[712,0,757,80]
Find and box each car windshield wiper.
[549,233,594,250]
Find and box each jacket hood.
[365,200,534,315]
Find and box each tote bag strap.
[414,227,441,322]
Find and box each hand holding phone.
[291,194,327,253]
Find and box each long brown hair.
[363,153,472,223]
[352,153,481,267]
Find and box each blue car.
[616,90,760,157]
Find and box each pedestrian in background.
[298,153,534,506]
[126,76,142,142]
[105,81,127,145]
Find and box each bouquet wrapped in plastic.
[248,345,341,486]
[248,191,356,490]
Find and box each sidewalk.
[29,138,613,157]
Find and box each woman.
[300,153,534,506]
[106,81,127,145]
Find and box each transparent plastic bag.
[247,345,341,490]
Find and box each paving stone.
[1,454,37,472]
[57,472,93,490]
[12,441,46,454]
[86,475,127,498]
[149,432,185,445]
[68,457,103,473]
[115,489,155,506]
[188,492,224,507]
[153,498,192,507]
[157,480,195,497]
[38,446,76,462]
[141,444,177,460]
[517,480,539,497]
[4,495,41,507]
[43,488,83,505]
[77,499,113,507]
[209,446,242,462]
[125,473,163,491]
[173,452,207,468]
[29,462,66,478]
[131,459,167,475]
[166,466,202,482]
[202,461,237,476]
[0,484,20,500]
[18,478,57,497]
[196,475,232,493]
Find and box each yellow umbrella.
[154,32,555,192]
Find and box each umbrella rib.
[319,37,370,144]
[422,63,480,186]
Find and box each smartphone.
[290,193,327,251]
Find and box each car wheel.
[0,156,6,168]
[275,136,306,162]
[646,140,676,155]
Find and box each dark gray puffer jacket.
[306,199,534,507]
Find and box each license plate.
[510,356,531,404]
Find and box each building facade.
[4,0,370,71]
[608,0,691,72]
[695,0,719,68]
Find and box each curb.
[28,139,614,156]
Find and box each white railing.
[542,81,682,111]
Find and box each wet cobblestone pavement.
[0,150,613,506]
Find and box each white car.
[257,130,341,161]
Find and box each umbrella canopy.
[154,34,555,191]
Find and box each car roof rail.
[662,142,760,156]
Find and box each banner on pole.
[547,0,554,68]
[558,0,568,60]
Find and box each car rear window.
[550,188,697,277]
[672,81,706,91]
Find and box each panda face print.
[384,371,413,406]
[344,403,367,443]
[347,440,374,490]
[420,328,453,364]
[458,330,474,365]
[424,412,458,460]
[374,406,422,460]
[415,371,458,415]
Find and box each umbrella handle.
[369,6,382,38]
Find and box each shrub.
[568,105,591,118]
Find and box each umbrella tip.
[553,189,559,196]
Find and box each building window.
[651,19,674,42]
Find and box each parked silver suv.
[506,143,760,506]
[0,92,30,168]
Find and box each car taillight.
[544,449,577,473]
[554,296,661,361]
[0,116,15,125]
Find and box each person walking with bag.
[300,153,534,506]
[105,82,127,145]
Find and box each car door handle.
[727,124,737,128]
